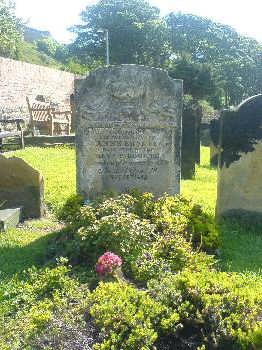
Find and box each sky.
[16,0,262,43]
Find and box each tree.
[168,55,222,105]
[0,0,22,58]
[167,12,262,106]
[70,0,170,66]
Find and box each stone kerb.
[0,155,44,218]
[75,65,183,199]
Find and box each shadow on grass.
[0,229,61,280]
[219,218,262,273]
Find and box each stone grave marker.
[210,118,220,168]
[75,65,183,199]
[181,99,200,179]
[0,155,44,219]
[216,94,262,220]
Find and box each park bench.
[26,97,72,136]
[0,118,25,151]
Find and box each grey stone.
[75,65,183,199]
[0,208,21,232]
[0,155,44,219]
[216,95,262,220]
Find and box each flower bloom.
[95,251,122,276]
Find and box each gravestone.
[0,208,21,232]
[195,111,201,165]
[210,118,220,168]
[181,101,197,179]
[75,65,183,199]
[0,155,44,219]
[216,94,262,220]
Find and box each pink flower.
[95,251,122,277]
[95,263,105,275]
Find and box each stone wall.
[0,57,76,122]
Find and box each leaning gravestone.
[216,94,262,220]
[75,65,183,199]
[0,155,44,219]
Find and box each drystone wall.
[0,57,76,122]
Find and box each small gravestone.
[0,208,21,232]
[216,94,262,220]
[75,65,183,199]
[0,155,44,219]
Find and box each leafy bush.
[150,194,219,252]
[89,281,163,350]
[0,260,92,350]
[88,270,262,349]
[58,194,84,225]
[55,192,218,285]
[75,211,156,272]
[131,232,213,284]
[149,270,262,350]
[37,37,60,57]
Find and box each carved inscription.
[84,125,173,182]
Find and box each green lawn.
[1,145,261,280]
[9,145,76,213]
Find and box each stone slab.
[0,208,21,232]
[75,65,183,199]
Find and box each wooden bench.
[26,97,71,136]
[0,118,24,151]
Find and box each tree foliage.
[167,12,262,106]
[70,0,170,66]
[0,0,22,58]
[1,0,262,107]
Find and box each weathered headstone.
[0,155,44,219]
[195,111,201,165]
[181,101,197,179]
[210,118,220,168]
[216,94,262,220]
[75,65,183,199]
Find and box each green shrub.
[58,194,84,225]
[0,260,90,350]
[89,281,163,350]
[148,270,262,349]
[131,232,214,284]
[54,193,219,288]
[151,194,219,252]
[75,211,156,272]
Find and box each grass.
[2,145,262,278]
[0,219,60,279]
[8,145,76,213]
[181,146,217,215]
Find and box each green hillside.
[17,39,62,69]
